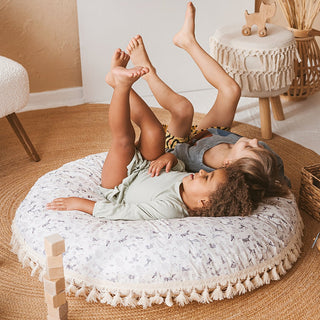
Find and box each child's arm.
[46,197,95,215]
[148,153,178,177]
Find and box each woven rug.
[0,104,319,320]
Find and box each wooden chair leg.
[270,95,285,121]
[6,113,40,162]
[259,97,272,139]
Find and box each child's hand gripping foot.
[105,49,130,87]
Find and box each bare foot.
[112,66,149,88]
[126,35,156,74]
[173,2,197,49]
[105,49,130,87]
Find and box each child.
[47,63,256,219]
[125,2,288,188]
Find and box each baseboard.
[19,86,253,116]
[21,87,85,112]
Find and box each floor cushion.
[11,152,303,308]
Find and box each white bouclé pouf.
[0,56,29,118]
[11,153,303,308]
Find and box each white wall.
[77,0,253,111]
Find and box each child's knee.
[174,98,194,120]
[224,80,241,101]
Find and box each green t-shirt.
[93,151,189,220]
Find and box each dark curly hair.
[188,149,289,218]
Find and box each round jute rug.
[0,104,319,320]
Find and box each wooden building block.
[46,255,63,268]
[45,234,65,256]
[44,275,65,295]
[47,301,68,319]
[45,291,67,308]
[46,266,64,280]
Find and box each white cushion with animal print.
[11,152,303,308]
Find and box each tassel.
[235,280,246,295]
[252,274,264,287]
[165,290,173,307]
[31,263,39,277]
[270,267,280,281]
[137,291,151,309]
[111,291,123,307]
[38,268,46,281]
[211,284,224,300]
[65,281,77,294]
[201,287,211,303]
[175,290,189,306]
[288,250,297,263]
[278,261,286,275]
[150,292,164,305]
[123,291,137,307]
[100,290,113,304]
[244,276,255,291]
[86,287,98,302]
[75,286,86,297]
[189,288,202,303]
[262,271,271,284]
[284,256,292,270]
[22,254,29,267]
[225,282,235,299]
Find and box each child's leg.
[105,49,165,161]
[173,2,241,130]
[101,66,149,189]
[127,36,194,138]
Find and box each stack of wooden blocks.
[44,234,68,320]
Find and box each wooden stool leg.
[270,95,285,121]
[6,113,40,162]
[259,97,272,139]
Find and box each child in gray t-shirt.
[126,2,289,187]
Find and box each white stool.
[0,56,40,161]
[210,24,296,139]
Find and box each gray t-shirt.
[171,128,289,185]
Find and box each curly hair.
[188,149,289,218]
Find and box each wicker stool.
[0,56,40,161]
[210,24,296,139]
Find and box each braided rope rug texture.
[0,104,319,320]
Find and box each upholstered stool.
[210,24,296,139]
[0,56,40,161]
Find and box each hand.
[148,153,178,177]
[46,197,95,214]
[46,197,79,211]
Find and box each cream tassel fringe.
[10,214,304,308]
[209,38,296,94]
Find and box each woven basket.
[299,163,320,221]
[285,28,320,99]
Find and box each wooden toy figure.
[242,1,276,37]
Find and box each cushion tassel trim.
[9,213,303,308]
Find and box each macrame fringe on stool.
[210,39,296,94]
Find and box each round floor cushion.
[11,153,303,308]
